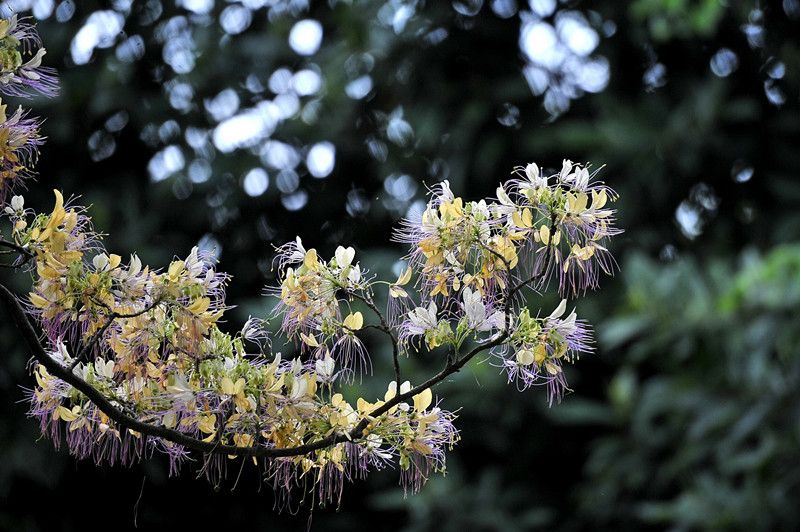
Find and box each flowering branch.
[0,280,490,457]
[0,16,621,506]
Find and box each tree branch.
[0,238,34,267]
[0,281,349,458]
[0,221,557,460]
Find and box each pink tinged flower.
[0,104,44,200]
[273,236,306,269]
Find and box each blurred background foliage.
[0,0,798,530]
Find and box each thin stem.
[349,289,401,383]
[0,238,34,267]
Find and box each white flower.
[487,310,506,330]
[525,162,539,182]
[288,236,306,263]
[385,380,398,400]
[407,302,438,334]
[574,167,590,191]
[493,184,517,219]
[444,250,461,266]
[335,245,355,268]
[420,206,442,233]
[397,380,412,411]
[546,298,578,335]
[128,254,142,276]
[290,375,309,400]
[462,287,503,332]
[496,184,514,206]
[525,162,548,188]
[51,341,71,364]
[548,299,567,320]
[21,48,46,72]
[185,246,204,277]
[462,287,486,329]
[365,434,393,459]
[94,359,115,379]
[10,195,24,211]
[472,199,490,219]
[438,180,455,202]
[347,264,362,284]
[552,309,578,336]
[73,363,90,381]
[559,159,574,182]
[290,357,304,375]
[241,316,268,343]
[315,353,335,379]
[92,254,109,272]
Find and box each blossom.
[461,287,504,332]
[0,98,43,200]
[499,299,594,404]
[506,159,622,296]
[406,302,438,335]
[393,180,520,305]
[334,245,355,268]
[0,16,58,97]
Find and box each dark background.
[1,0,799,530]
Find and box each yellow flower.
[343,311,363,331]
[413,388,432,412]
[511,207,533,229]
[221,376,245,396]
[303,248,319,270]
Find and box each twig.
[68,300,162,371]
[0,238,34,267]
[348,289,401,383]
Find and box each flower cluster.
[268,239,373,380]
[394,162,618,399]
[507,160,622,296]
[0,15,58,97]
[0,15,50,201]
[500,298,594,404]
[7,189,457,500]
[0,15,620,508]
